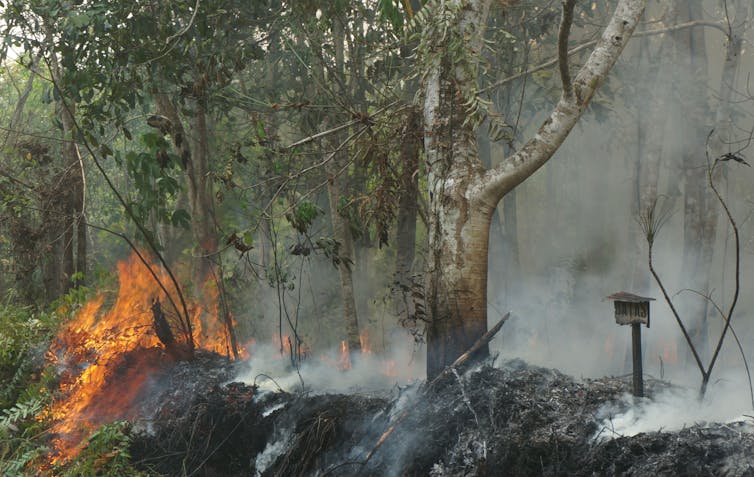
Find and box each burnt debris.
[122,358,754,476]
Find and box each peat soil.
[128,354,754,476]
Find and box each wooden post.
[631,322,644,397]
[606,292,653,399]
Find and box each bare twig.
[641,198,707,379]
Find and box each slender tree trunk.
[326,156,362,355]
[631,15,673,294]
[48,45,86,293]
[394,108,421,286]
[189,102,217,285]
[153,94,217,287]
[678,0,713,361]
[324,15,363,356]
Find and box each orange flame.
[46,253,246,464]
[359,331,373,354]
[338,340,351,370]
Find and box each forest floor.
[127,353,754,476]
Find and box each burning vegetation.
[43,253,248,465]
[19,249,753,476]
[24,252,408,474]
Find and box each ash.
[128,357,754,476]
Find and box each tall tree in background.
[419,0,647,378]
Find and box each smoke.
[482,11,754,433]
[594,369,754,439]
[234,340,424,394]
[224,0,754,438]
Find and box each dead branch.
[360,312,510,468]
[703,130,744,397]
[642,130,749,400]
[646,228,707,382]
[680,288,753,410]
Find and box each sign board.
[614,300,650,327]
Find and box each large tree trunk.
[421,0,647,378]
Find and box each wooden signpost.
[606,292,654,397]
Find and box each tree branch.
[558,0,576,99]
[285,100,400,149]
[479,20,727,95]
[476,0,647,205]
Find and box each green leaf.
[170,209,191,229]
[70,13,91,29]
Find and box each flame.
[46,252,245,464]
[359,331,373,354]
[272,333,292,357]
[338,340,351,370]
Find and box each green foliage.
[377,0,406,32]
[412,0,490,128]
[0,303,56,409]
[0,394,50,477]
[286,200,322,235]
[61,422,146,477]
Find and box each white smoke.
[594,370,754,439]
[234,341,424,394]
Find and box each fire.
[46,253,245,464]
[359,332,371,354]
[273,333,293,356]
[338,340,351,370]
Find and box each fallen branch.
[359,312,510,468]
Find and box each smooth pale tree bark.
[422,0,647,378]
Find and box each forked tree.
[418,0,648,378]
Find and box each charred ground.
[125,355,754,476]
